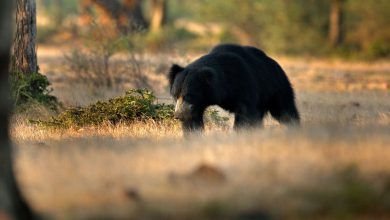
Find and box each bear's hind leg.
[234,106,263,129]
[268,94,300,126]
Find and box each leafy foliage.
[38,0,390,58]
[11,71,59,112]
[170,0,390,58]
[33,89,174,128]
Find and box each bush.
[32,89,231,129]
[33,89,174,128]
[11,72,59,112]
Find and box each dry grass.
[12,120,181,142]
[9,48,390,219]
[12,91,390,142]
[11,90,390,219]
[14,127,390,219]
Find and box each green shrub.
[33,89,174,128]
[11,72,59,112]
[32,89,231,129]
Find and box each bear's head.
[168,64,219,131]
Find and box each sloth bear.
[168,44,299,132]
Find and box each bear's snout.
[174,97,192,120]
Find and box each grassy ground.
[11,47,390,219]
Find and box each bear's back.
[210,44,267,61]
[208,44,291,95]
[209,44,271,73]
[209,44,281,82]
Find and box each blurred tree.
[149,0,167,32]
[81,0,168,33]
[345,0,390,58]
[195,0,261,45]
[255,0,329,54]
[35,0,388,57]
[0,0,35,219]
[81,0,148,33]
[12,0,38,75]
[329,0,345,47]
[193,0,329,53]
[123,0,148,30]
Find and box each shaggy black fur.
[169,44,300,132]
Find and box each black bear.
[168,44,299,132]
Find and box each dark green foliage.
[186,0,330,55]
[344,0,390,59]
[165,0,390,58]
[11,72,59,112]
[37,0,390,58]
[33,89,174,128]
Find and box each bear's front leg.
[181,110,205,134]
[182,119,204,132]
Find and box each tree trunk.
[12,0,38,75]
[150,0,167,32]
[328,0,345,47]
[0,0,35,219]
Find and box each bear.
[168,44,300,132]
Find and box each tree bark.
[12,0,38,75]
[150,0,167,32]
[329,0,345,47]
[0,0,35,219]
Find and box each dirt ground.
[11,47,390,219]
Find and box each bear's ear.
[168,64,184,87]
